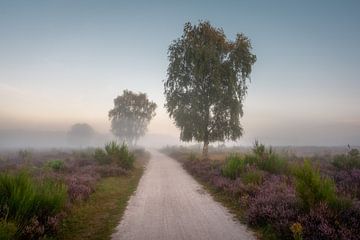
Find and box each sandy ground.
[112,150,255,240]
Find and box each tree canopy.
[109,90,157,146]
[67,123,95,147]
[164,21,256,158]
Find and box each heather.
[0,143,144,239]
[163,144,360,240]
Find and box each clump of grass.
[0,171,67,238]
[94,148,111,165]
[222,141,288,179]
[293,160,337,211]
[95,141,134,169]
[241,169,264,185]
[250,141,288,174]
[45,159,65,172]
[221,154,247,179]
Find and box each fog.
[0,1,359,149]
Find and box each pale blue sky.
[0,0,359,145]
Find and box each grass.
[0,171,67,237]
[58,167,143,240]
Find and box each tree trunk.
[202,140,209,160]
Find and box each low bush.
[102,141,134,169]
[45,159,65,172]
[0,172,67,238]
[332,147,360,170]
[117,143,135,169]
[221,142,288,179]
[94,148,111,165]
[251,142,288,174]
[241,168,264,185]
[221,154,247,179]
[293,160,337,211]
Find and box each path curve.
[112,150,255,240]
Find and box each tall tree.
[67,123,95,147]
[109,90,157,146]
[164,21,256,158]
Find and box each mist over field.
[1,1,360,240]
[0,1,359,150]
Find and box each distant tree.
[108,90,157,146]
[67,123,95,147]
[164,21,256,159]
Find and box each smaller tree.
[67,123,95,147]
[109,90,157,146]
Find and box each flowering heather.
[166,145,360,240]
[334,169,360,200]
[298,201,360,240]
[247,175,299,238]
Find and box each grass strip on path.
[58,167,143,240]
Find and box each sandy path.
[112,150,255,240]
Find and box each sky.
[0,0,359,146]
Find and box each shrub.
[250,142,288,174]
[241,168,264,185]
[221,154,247,179]
[0,172,67,238]
[104,141,120,156]
[94,148,111,165]
[45,160,65,172]
[118,143,134,169]
[293,160,337,210]
[332,147,360,170]
[103,142,134,169]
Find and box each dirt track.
[112,150,255,240]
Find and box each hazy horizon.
[1,0,360,147]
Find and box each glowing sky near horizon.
[0,0,359,145]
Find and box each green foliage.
[250,142,288,174]
[221,154,247,179]
[222,142,288,180]
[164,21,256,157]
[252,140,265,156]
[45,159,65,172]
[118,143,135,169]
[94,148,111,165]
[0,172,67,229]
[0,220,17,240]
[332,146,360,170]
[102,142,134,169]
[293,160,337,210]
[105,141,120,156]
[109,90,157,146]
[241,169,263,185]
